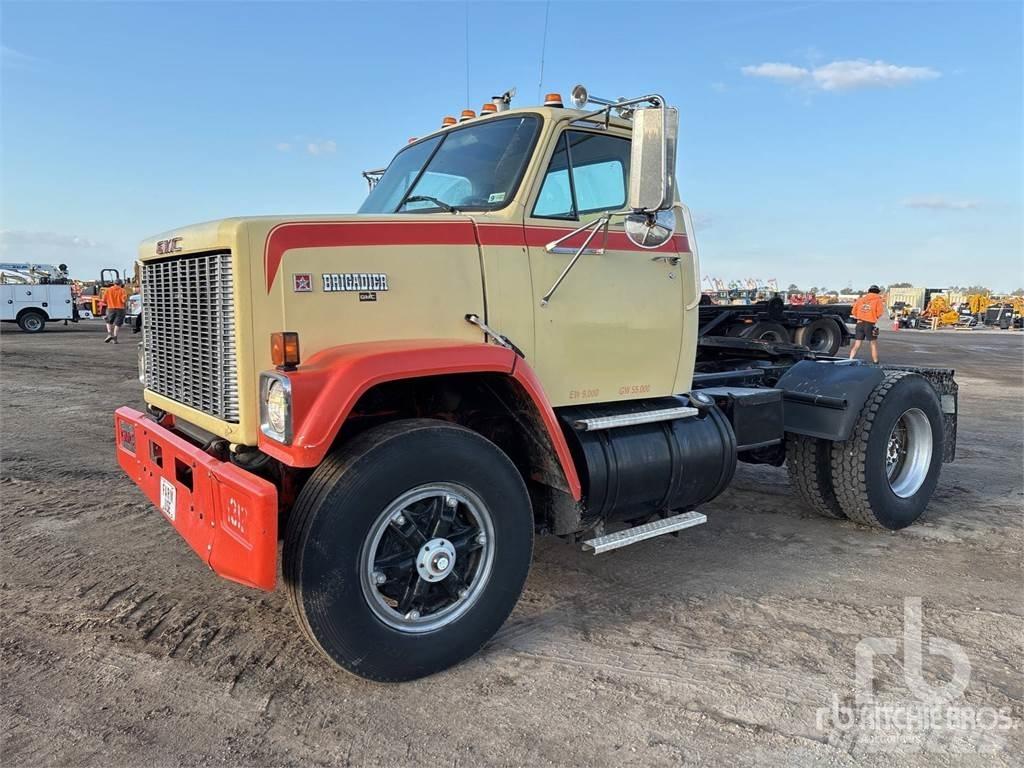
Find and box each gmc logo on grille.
[156,237,183,255]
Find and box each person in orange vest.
[849,284,886,363]
[103,280,128,344]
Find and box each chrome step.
[573,406,698,432]
[581,511,707,554]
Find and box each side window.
[532,131,630,219]
[533,134,574,218]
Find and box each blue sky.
[2,1,1021,291]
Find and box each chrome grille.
[142,251,239,422]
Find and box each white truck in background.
[0,263,77,333]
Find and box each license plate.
[118,420,136,454]
[159,477,176,521]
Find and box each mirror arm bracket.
[540,216,611,306]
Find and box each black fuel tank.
[558,396,737,524]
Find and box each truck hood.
[138,213,490,446]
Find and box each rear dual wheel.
[787,371,944,529]
[284,419,533,682]
[794,318,843,356]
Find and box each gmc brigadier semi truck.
[115,85,958,681]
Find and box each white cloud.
[275,142,292,152]
[306,140,336,156]
[0,230,104,250]
[1,46,40,68]
[742,59,940,91]
[901,197,980,211]
[812,60,939,91]
[742,62,809,82]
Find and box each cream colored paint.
[137,107,699,445]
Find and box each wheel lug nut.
[476,532,486,545]
[373,570,386,585]
[405,609,420,620]
[393,513,406,525]
[458,588,468,599]
[445,495,457,508]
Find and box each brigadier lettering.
[322,273,390,293]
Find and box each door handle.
[650,255,680,266]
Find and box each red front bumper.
[114,407,278,590]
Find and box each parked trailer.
[699,296,852,355]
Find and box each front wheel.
[284,419,533,681]
[17,311,46,333]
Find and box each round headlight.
[265,379,289,434]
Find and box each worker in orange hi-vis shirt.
[849,285,886,363]
[102,280,128,344]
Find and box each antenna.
[537,0,550,102]
[465,1,471,108]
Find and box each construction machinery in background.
[76,268,123,318]
[920,295,961,327]
[892,288,1023,330]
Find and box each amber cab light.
[544,93,564,107]
[441,115,457,127]
[459,109,476,122]
[271,332,301,370]
[480,103,497,114]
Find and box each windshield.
[359,115,540,214]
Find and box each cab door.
[525,128,684,407]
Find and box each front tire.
[18,311,46,333]
[830,371,944,529]
[284,419,533,681]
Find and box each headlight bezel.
[259,371,293,444]
[137,342,146,386]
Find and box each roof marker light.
[408,137,418,143]
[544,93,564,107]
[481,103,497,114]
[442,115,457,127]
[459,109,476,122]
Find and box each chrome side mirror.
[624,209,676,249]
[628,107,678,212]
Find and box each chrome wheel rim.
[24,316,42,331]
[885,408,932,498]
[360,483,495,633]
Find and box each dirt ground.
[1,321,1021,766]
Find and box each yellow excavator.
[920,295,960,326]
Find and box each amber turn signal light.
[271,332,301,369]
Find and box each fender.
[257,339,583,500]
[775,359,884,441]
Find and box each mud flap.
[775,360,884,442]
